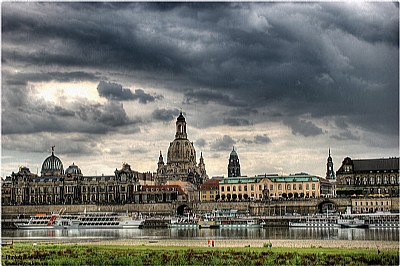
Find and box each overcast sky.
[1,2,399,179]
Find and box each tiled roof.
[352,158,399,172]
[267,175,319,182]
[219,176,264,184]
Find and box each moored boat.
[337,217,366,228]
[15,211,144,229]
[289,215,339,228]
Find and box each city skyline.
[1,2,399,178]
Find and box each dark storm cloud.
[2,93,136,135]
[211,135,236,151]
[152,108,180,122]
[2,134,99,156]
[223,118,252,127]
[97,81,163,103]
[195,138,206,148]
[331,130,360,141]
[242,134,272,144]
[3,71,98,86]
[184,89,244,106]
[283,118,324,137]
[2,2,398,140]
[97,81,135,101]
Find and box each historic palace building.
[156,112,208,186]
[336,157,399,197]
[1,147,157,205]
[218,173,322,202]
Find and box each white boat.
[360,212,399,228]
[219,218,263,228]
[169,217,199,228]
[15,211,144,229]
[14,213,59,229]
[289,215,339,228]
[337,217,366,228]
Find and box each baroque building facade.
[336,157,399,197]
[156,112,208,186]
[1,148,155,205]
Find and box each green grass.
[2,243,399,266]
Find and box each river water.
[2,227,398,242]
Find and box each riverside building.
[335,157,399,197]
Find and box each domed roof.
[41,148,64,176]
[65,163,82,176]
[230,147,238,157]
[167,138,196,164]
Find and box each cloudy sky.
[1,2,399,179]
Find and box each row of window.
[354,201,390,206]
[341,175,399,186]
[219,183,317,192]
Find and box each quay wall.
[3,197,398,217]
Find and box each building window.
[244,186,247,191]
[233,186,236,192]
[278,184,282,190]
[270,185,273,191]
[293,184,296,190]
[227,186,230,192]
[312,184,316,190]
[306,184,309,190]
[251,185,254,191]
[259,185,262,191]
[299,184,303,190]
[287,184,291,190]
[221,187,224,192]
[239,186,242,191]
[370,176,375,185]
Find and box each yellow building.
[219,176,267,201]
[218,174,321,201]
[265,174,321,199]
[200,177,222,202]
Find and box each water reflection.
[2,227,398,241]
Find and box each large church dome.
[41,147,64,177]
[168,139,197,164]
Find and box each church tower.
[228,147,241,177]
[175,112,187,139]
[326,148,335,180]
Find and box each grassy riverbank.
[2,242,399,265]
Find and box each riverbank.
[7,238,399,250]
[2,241,398,266]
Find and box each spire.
[51,145,55,156]
[329,147,331,157]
